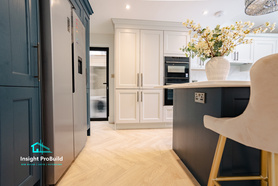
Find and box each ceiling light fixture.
[126,4,130,10]
[214,11,224,17]
[245,0,278,16]
[203,10,209,15]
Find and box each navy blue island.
[170,81,262,186]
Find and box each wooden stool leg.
[275,153,278,186]
[208,135,227,186]
[268,153,278,186]
[261,151,268,186]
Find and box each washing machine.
[90,96,107,118]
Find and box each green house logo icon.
[31,141,52,153]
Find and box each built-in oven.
[164,57,190,105]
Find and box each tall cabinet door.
[140,30,163,88]
[115,29,140,88]
[0,87,40,186]
[140,90,163,123]
[115,90,140,123]
[0,0,39,87]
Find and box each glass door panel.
[90,48,109,120]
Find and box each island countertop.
[158,80,250,89]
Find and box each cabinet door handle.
[237,52,239,61]
[33,43,41,81]
[141,91,143,102]
[233,52,236,61]
[137,73,139,87]
[137,91,139,102]
[141,73,143,87]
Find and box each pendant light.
[245,0,278,15]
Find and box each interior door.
[0,0,41,185]
[90,47,109,121]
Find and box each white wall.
[90,33,115,123]
[191,65,250,82]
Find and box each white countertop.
[158,81,250,89]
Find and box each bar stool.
[204,53,278,186]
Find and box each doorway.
[90,47,109,121]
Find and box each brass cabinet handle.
[137,73,139,87]
[33,43,41,81]
[141,73,143,87]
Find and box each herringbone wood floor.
[57,122,200,186]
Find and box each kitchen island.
[168,81,261,186]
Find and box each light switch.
[195,92,206,104]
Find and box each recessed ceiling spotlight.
[203,10,209,15]
[126,4,130,10]
[214,11,224,17]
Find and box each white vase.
[205,57,230,81]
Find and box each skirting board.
[115,122,173,130]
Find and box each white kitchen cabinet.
[163,106,173,123]
[228,42,253,63]
[115,29,140,88]
[164,31,189,56]
[141,30,163,88]
[115,89,163,124]
[190,57,208,70]
[115,90,140,123]
[115,29,163,89]
[112,19,190,128]
[253,38,277,62]
[140,90,163,123]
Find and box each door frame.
[89,47,109,121]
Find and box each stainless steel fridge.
[40,0,87,184]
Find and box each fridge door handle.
[33,43,41,81]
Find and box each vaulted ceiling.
[89,0,278,34]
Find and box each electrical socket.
[195,92,206,104]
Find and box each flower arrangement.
[181,20,276,61]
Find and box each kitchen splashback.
[191,66,250,82]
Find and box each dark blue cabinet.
[0,0,41,185]
[0,87,40,186]
[0,0,39,87]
